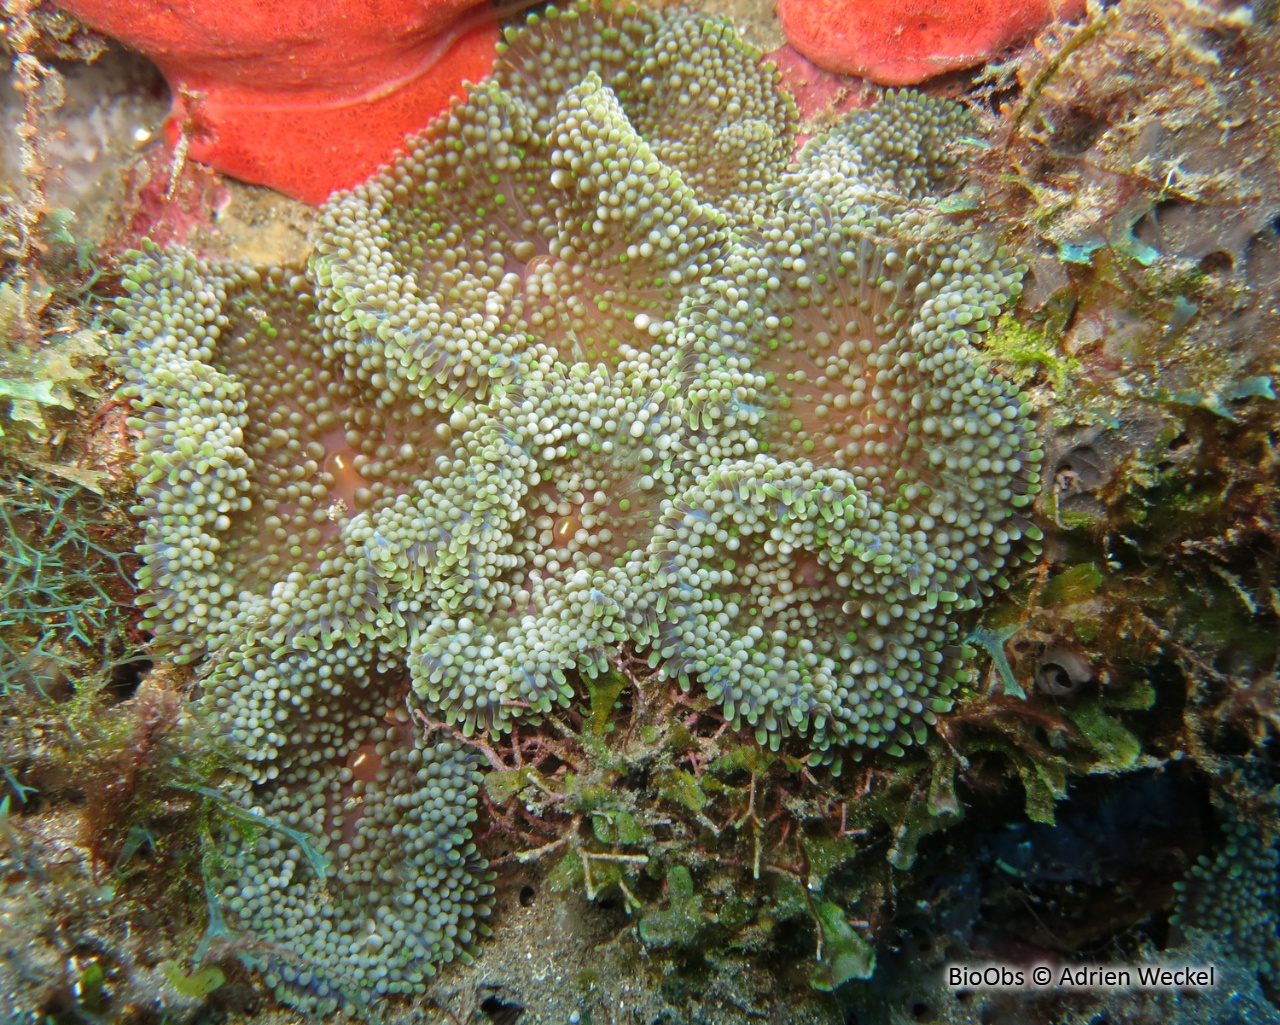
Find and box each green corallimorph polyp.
[1172,810,1280,979]
[109,0,1043,1004]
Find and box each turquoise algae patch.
[109,0,1042,1006]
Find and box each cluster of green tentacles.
[111,1,1042,1007]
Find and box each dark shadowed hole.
[109,656,152,701]
[910,1001,936,1022]
[1156,432,1194,474]
[1037,662,1080,697]
[519,884,535,907]
[1198,251,1234,276]
[845,1012,860,1025]
[1050,107,1110,156]
[479,995,524,1025]
[618,763,651,790]
[903,926,932,956]
[1152,197,1189,222]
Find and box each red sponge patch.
[59,0,498,205]
[777,0,1086,85]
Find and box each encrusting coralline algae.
[109,0,1043,1009]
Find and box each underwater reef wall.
[0,0,1276,1020]
[106,0,1044,1008]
